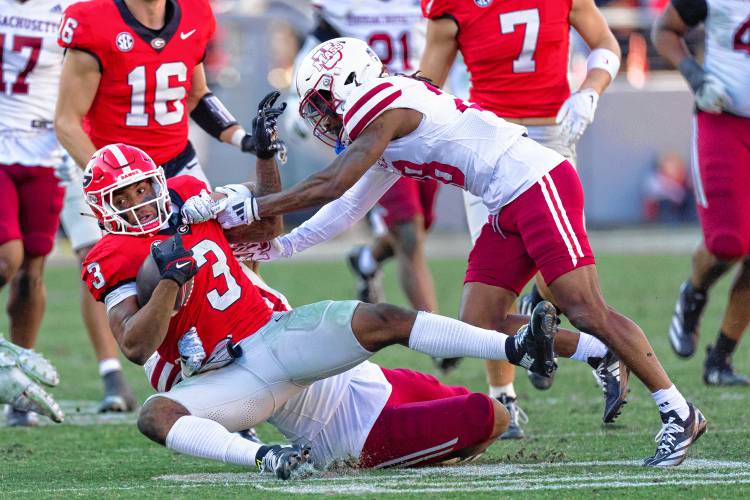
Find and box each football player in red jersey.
[80,139,563,478]
[652,0,750,385]
[417,0,622,436]
[53,0,283,412]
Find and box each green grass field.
[1,254,749,498]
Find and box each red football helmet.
[83,144,170,235]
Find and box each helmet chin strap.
[334,138,347,155]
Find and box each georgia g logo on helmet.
[311,41,345,72]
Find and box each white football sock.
[489,383,516,399]
[408,311,510,360]
[166,415,262,468]
[569,332,608,363]
[358,247,378,275]
[98,358,122,376]
[651,385,690,420]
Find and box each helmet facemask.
[87,169,171,236]
[299,75,346,148]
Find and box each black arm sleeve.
[671,0,708,27]
[189,92,238,140]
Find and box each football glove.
[181,189,227,225]
[0,341,63,423]
[231,236,292,263]
[152,234,198,286]
[556,88,599,147]
[240,91,288,163]
[215,184,259,228]
[0,334,59,387]
[177,327,206,378]
[695,74,733,114]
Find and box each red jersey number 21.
[127,62,187,126]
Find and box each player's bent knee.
[352,303,416,349]
[137,396,190,446]
[392,221,422,257]
[706,232,747,261]
[11,267,44,297]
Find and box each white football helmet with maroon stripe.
[296,37,383,147]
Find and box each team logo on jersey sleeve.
[116,32,134,52]
[474,0,493,6]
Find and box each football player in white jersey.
[0,0,137,421]
[184,38,706,466]
[293,1,442,325]
[0,0,74,426]
[652,0,750,385]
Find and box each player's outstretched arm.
[54,49,101,168]
[418,18,460,88]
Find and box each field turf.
[1,253,749,498]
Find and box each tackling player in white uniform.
[183,38,706,466]
[292,1,442,328]
[0,0,73,426]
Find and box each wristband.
[230,128,246,148]
[586,48,620,82]
[677,58,705,94]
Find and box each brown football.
[136,251,193,312]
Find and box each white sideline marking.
[153,460,750,495]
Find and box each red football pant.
[378,177,439,230]
[0,164,64,256]
[359,368,495,468]
[465,161,595,294]
[693,112,750,260]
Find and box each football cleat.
[517,289,539,317]
[703,346,750,386]
[589,350,630,423]
[98,370,137,413]
[239,428,263,443]
[643,403,707,467]
[497,394,527,440]
[668,281,707,358]
[511,301,558,378]
[259,444,311,480]
[526,362,557,391]
[346,245,384,304]
[433,357,462,376]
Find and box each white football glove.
[556,88,600,147]
[181,190,227,225]
[0,339,63,423]
[231,236,292,263]
[215,184,259,229]
[695,74,733,114]
[177,327,206,378]
[54,155,79,187]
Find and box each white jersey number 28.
[499,9,540,74]
[126,62,187,127]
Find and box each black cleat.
[511,301,558,378]
[669,281,707,358]
[433,357,462,376]
[497,395,527,440]
[643,403,707,467]
[98,370,137,413]
[527,362,556,391]
[589,350,630,423]
[259,444,311,480]
[346,245,384,304]
[703,346,750,386]
[518,291,538,317]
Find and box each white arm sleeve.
[286,168,401,254]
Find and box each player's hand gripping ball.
[137,234,196,311]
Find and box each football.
[135,250,193,312]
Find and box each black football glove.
[240,90,287,162]
[152,234,198,286]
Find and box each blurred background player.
[53,0,280,411]
[0,0,73,426]
[652,0,750,386]
[418,0,621,437]
[291,0,441,316]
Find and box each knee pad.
[707,232,747,261]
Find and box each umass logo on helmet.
[311,41,345,72]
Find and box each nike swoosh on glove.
[152,234,198,286]
[695,74,733,114]
[556,88,599,147]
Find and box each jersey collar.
[114,0,182,52]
